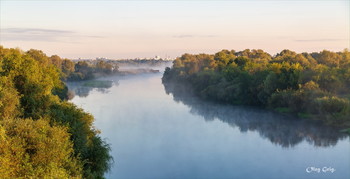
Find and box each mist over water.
[163,82,349,148]
[117,61,173,73]
[68,73,350,179]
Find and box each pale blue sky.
[1,0,349,59]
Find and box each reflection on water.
[69,73,350,179]
[163,82,348,148]
[66,79,117,98]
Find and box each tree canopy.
[0,46,112,178]
[163,49,350,127]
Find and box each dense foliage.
[0,46,112,178]
[163,49,350,127]
[0,118,82,178]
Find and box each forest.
[0,46,112,178]
[163,49,350,128]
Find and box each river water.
[68,72,350,179]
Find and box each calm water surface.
[68,73,350,179]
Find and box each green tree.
[0,118,82,178]
[50,55,63,69]
[0,46,112,178]
[163,48,350,127]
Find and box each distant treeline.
[0,46,112,178]
[55,58,171,81]
[50,56,119,81]
[115,59,172,67]
[163,49,350,127]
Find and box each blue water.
[68,73,350,179]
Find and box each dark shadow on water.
[66,79,118,98]
[163,82,349,148]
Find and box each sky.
[0,0,349,59]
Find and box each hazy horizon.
[1,0,349,59]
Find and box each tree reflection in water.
[163,82,349,148]
[66,80,117,98]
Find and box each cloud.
[2,28,74,34]
[0,27,104,42]
[86,35,105,38]
[295,38,346,42]
[173,35,194,38]
[173,34,217,38]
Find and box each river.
[67,72,350,179]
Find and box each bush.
[312,96,349,114]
